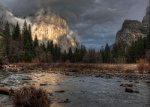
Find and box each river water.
[0,72,150,107]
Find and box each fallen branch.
[0,87,14,95]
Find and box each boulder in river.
[125,87,139,93]
[120,83,133,87]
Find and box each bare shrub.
[137,59,150,74]
[12,86,49,107]
[125,69,134,73]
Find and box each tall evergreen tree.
[126,37,145,63]
[12,22,21,40]
[22,21,28,49]
[111,43,126,63]
[22,22,34,62]
[104,43,111,63]
[146,33,150,49]
[3,22,10,56]
[68,47,73,62]
[33,35,39,48]
[28,25,33,47]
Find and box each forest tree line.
[0,22,150,64]
[0,21,87,63]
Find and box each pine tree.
[111,43,126,63]
[68,48,73,62]
[3,22,10,56]
[22,22,34,62]
[28,25,33,47]
[146,33,150,49]
[22,21,28,49]
[47,41,51,52]
[52,44,61,62]
[12,22,21,40]
[33,35,39,48]
[126,37,145,63]
[23,41,32,62]
[104,43,111,63]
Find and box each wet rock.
[22,77,32,81]
[40,83,48,86]
[120,83,133,87]
[125,87,139,93]
[134,81,139,83]
[125,87,134,93]
[70,69,78,72]
[105,74,113,79]
[64,72,71,76]
[59,98,70,103]
[54,90,65,93]
[145,80,150,84]
[134,90,140,93]
[63,98,70,103]
[0,84,4,87]
[95,74,104,78]
[48,92,53,96]
[79,80,85,82]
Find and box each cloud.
[0,0,148,48]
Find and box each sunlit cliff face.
[31,9,78,52]
[0,4,79,52]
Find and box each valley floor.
[1,63,149,75]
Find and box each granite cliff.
[116,5,149,46]
[0,4,79,52]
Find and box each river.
[0,72,150,107]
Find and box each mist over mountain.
[0,4,79,51]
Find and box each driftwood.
[0,87,15,96]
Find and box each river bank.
[1,63,150,81]
[2,63,139,73]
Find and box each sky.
[0,0,149,49]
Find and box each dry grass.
[4,63,145,74]
[12,86,49,107]
[137,59,150,74]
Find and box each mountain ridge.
[115,5,149,47]
[0,4,79,52]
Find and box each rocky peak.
[0,4,79,52]
[115,4,150,47]
[142,6,150,33]
[31,9,79,52]
[116,20,145,46]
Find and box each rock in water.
[125,87,134,93]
